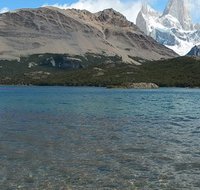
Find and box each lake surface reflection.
[0,86,200,189]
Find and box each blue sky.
[0,0,168,11]
[0,0,199,23]
[0,0,75,10]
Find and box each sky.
[0,0,199,23]
[0,0,168,11]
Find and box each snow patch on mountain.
[136,0,200,56]
[163,0,193,30]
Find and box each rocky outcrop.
[24,71,51,80]
[107,83,159,89]
[136,3,160,36]
[163,0,193,30]
[0,7,177,62]
[187,45,200,56]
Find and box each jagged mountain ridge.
[0,7,176,63]
[187,45,200,56]
[163,0,193,30]
[136,0,200,55]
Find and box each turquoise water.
[0,86,200,189]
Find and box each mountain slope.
[163,0,193,30]
[0,7,176,63]
[136,0,200,55]
[187,45,200,56]
[1,54,200,87]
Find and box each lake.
[0,86,200,189]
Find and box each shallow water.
[0,86,200,189]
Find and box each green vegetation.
[137,56,200,87]
[0,54,200,87]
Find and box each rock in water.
[107,83,159,89]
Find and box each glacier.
[136,0,200,55]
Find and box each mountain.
[136,0,200,55]
[187,45,200,56]
[0,7,176,63]
[163,0,193,30]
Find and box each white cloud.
[43,0,142,23]
[0,7,9,13]
[43,0,200,23]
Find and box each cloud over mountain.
[0,7,9,13]
[43,0,200,23]
[43,0,142,23]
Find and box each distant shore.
[106,83,159,89]
[1,55,200,89]
[1,83,159,89]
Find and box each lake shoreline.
[1,83,200,89]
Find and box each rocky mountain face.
[187,45,200,56]
[0,7,176,63]
[136,0,200,55]
[163,0,193,30]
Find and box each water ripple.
[0,87,200,189]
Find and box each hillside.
[0,54,200,87]
[0,7,176,62]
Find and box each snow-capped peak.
[140,2,159,17]
[163,0,193,30]
[136,0,200,56]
